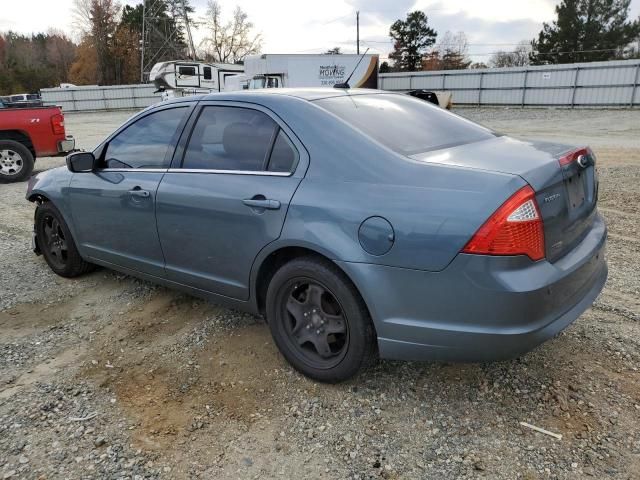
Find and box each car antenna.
[334,48,370,89]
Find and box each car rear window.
[314,94,495,155]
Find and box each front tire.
[266,257,376,383]
[0,140,34,183]
[35,202,94,278]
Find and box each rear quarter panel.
[281,169,526,271]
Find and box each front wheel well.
[27,193,50,205]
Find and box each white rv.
[226,54,379,90]
[150,61,244,99]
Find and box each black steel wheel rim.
[42,214,68,269]
[278,278,349,369]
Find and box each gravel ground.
[1,107,639,479]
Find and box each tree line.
[0,32,77,95]
[383,0,640,72]
[0,0,261,95]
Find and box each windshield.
[314,94,495,155]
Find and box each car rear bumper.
[337,213,607,362]
[57,136,75,154]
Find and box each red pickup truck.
[0,102,75,183]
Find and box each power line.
[349,39,628,57]
[321,13,353,25]
[360,39,533,46]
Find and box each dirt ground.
[0,107,639,480]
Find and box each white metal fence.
[41,84,161,112]
[379,59,640,107]
[41,59,640,111]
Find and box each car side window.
[267,130,297,172]
[103,107,188,169]
[182,106,277,171]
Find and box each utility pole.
[356,11,360,55]
[141,0,196,82]
[140,5,146,83]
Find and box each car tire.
[35,202,95,278]
[266,256,376,383]
[0,140,34,183]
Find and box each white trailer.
[150,61,244,99]
[228,54,379,90]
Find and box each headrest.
[223,122,268,161]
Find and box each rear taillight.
[462,186,545,261]
[51,113,65,135]
[558,147,591,167]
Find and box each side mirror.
[66,151,97,173]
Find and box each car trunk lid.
[410,136,599,262]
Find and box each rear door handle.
[128,189,150,198]
[242,198,281,210]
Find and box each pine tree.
[388,11,437,71]
[531,0,640,64]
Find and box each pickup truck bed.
[0,104,75,183]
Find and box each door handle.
[128,188,150,198]
[243,198,281,210]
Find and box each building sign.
[319,65,346,85]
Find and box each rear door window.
[314,94,495,155]
[182,106,277,171]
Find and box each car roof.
[199,88,388,102]
[157,89,395,109]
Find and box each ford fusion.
[26,89,607,382]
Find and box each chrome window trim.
[93,168,293,176]
[166,168,292,177]
[95,168,168,173]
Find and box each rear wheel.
[35,202,94,278]
[0,140,34,183]
[266,257,376,383]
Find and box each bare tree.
[436,31,471,70]
[72,0,94,37]
[199,1,262,63]
[489,41,531,68]
[46,30,77,83]
[422,31,472,70]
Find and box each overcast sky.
[2,0,640,61]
